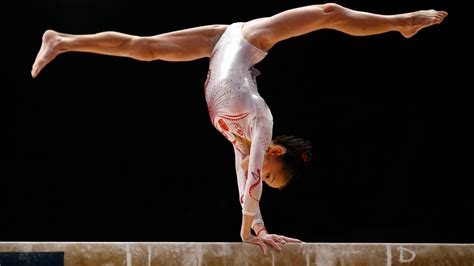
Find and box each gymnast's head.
[262,135,312,189]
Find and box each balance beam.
[1,242,473,265]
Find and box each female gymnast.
[31,3,447,255]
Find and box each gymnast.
[31,3,447,255]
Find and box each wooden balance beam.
[1,242,473,265]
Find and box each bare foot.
[31,30,62,78]
[400,10,448,38]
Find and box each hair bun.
[301,152,309,163]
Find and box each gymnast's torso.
[204,22,273,154]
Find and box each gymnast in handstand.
[31,3,447,254]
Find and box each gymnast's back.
[204,22,273,151]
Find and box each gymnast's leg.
[242,3,447,50]
[31,25,227,78]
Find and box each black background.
[2,0,471,243]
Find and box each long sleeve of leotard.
[234,147,264,228]
[240,116,273,216]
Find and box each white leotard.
[204,22,273,228]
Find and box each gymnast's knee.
[321,3,345,15]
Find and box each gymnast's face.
[261,145,287,189]
[240,145,287,189]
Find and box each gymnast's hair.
[271,135,312,189]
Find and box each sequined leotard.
[204,22,273,228]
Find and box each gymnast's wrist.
[240,229,252,240]
[253,224,268,236]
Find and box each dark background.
[2,0,470,243]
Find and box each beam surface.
[1,242,473,265]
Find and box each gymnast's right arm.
[31,25,228,78]
[234,148,267,236]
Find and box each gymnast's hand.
[262,233,303,244]
[241,232,303,255]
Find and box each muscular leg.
[31,25,227,78]
[243,3,448,50]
